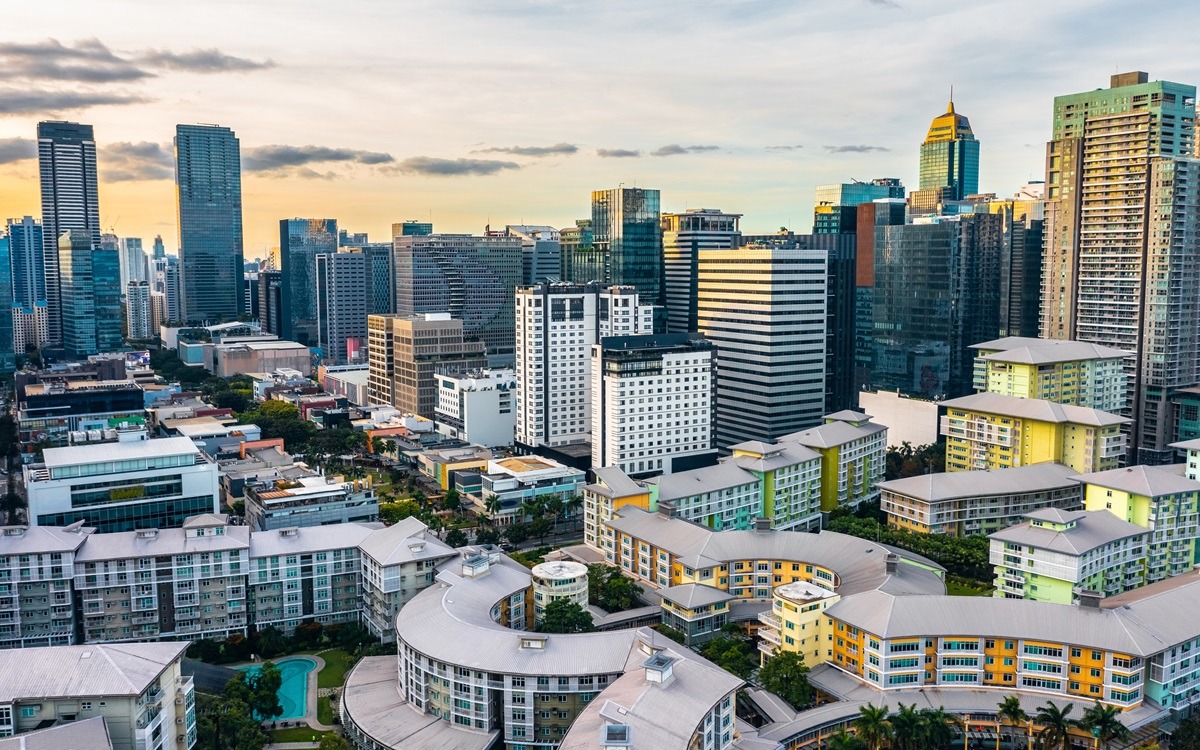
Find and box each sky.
[0,0,1196,258]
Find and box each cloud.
[0,38,149,83]
[0,89,148,115]
[138,48,274,73]
[0,137,35,164]
[100,141,174,182]
[388,156,520,176]
[596,148,641,158]
[864,0,901,6]
[473,142,578,157]
[766,145,804,151]
[243,145,395,172]
[824,144,891,153]
[651,143,720,156]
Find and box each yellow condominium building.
[971,337,1129,413]
[939,392,1127,473]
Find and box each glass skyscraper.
[813,179,905,234]
[38,121,101,346]
[0,236,12,372]
[917,101,980,201]
[590,188,663,305]
[280,218,337,346]
[59,229,122,358]
[176,124,243,324]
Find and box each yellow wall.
[1084,484,1147,526]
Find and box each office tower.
[585,188,663,305]
[58,229,122,358]
[871,213,1003,399]
[152,234,165,259]
[38,121,101,345]
[0,235,11,371]
[151,255,181,324]
[339,229,369,247]
[7,217,49,350]
[366,313,486,417]
[979,184,1046,339]
[280,218,337,346]
[697,244,828,449]
[125,280,152,340]
[361,243,394,315]
[590,333,714,476]
[1042,72,1200,463]
[176,124,244,324]
[258,269,282,334]
[661,209,742,335]
[397,220,433,237]
[501,225,561,285]
[909,99,981,213]
[559,219,595,281]
[118,237,147,290]
[393,233,522,362]
[854,199,908,390]
[316,251,368,364]
[812,178,904,234]
[149,291,166,334]
[514,284,653,453]
[244,271,259,320]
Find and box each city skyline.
[0,0,1194,254]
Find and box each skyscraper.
[911,100,980,213]
[316,251,368,364]
[503,225,561,285]
[151,255,181,324]
[589,188,663,306]
[1041,72,1200,463]
[361,243,394,316]
[397,220,433,237]
[854,200,907,390]
[176,124,243,324]
[366,313,486,416]
[0,235,12,372]
[59,229,121,358]
[37,121,101,345]
[661,209,742,335]
[980,184,1045,340]
[126,280,152,340]
[812,179,905,234]
[7,217,48,350]
[119,237,148,289]
[280,218,337,346]
[152,234,165,260]
[258,269,282,335]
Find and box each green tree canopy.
[758,651,813,710]
[539,599,596,634]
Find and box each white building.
[435,368,517,447]
[244,473,377,531]
[126,281,152,340]
[531,560,588,625]
[591,333,715,477]
[24,437,220,533]
[357,517,457,642]
[475,455,587,523]
[11,302,48,354]
[514,283,653,452]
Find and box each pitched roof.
[657,583,735,609]
[940,392,1129,426]
[973,338,1130,364]
[780,419,886,449]
[0,524,93,555]
[250,523,380,558]
[1074,463,1200,497]
[989,509,1146,555]
[645,462,759,501]
[878,462,1080,503]
[75,525,250,562]
[357,516,456,566]
[0,642,188,702]
[0,716,113,750]
[587,466,646,498]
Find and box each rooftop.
[250,523,380,558]
[780,418,886,449]
[972,337,1130,364]
[989,509,1146,556]
[75,524,250,562]
[358,516,457,567]
[878,462,1080,502]
[646,461,759,501]
[0,523,94,555]
[0,642,188,702]
[41,436,201,469]
[0,716,113,750]
[1074,463,1200,497]
[940,392,1129,427]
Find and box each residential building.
[118,237,148,291]
[0,642,195,750]
[871,214,1003,398]
[473,455,586,524]
[0,716,112,750]
[358,516,456,642]
[393,232,522,362]
[530,560,588,626]
[1041,72,1200,464]
[503,225,561,285]
[661,209,741,334]
[0,237,9,372]
[0,523,92,649]
[366,313,487,418]
[315,251,368,364]
[591,333,714,477]
[856,390,941,448]
[280,218,337,346]
[151,255,181,325]
[24,437,220,532]
[243,466,376,531]
[985,185,1046,339]
[989,508,1148,603]
[175,124,243,325]
[910,99,980,212]
[257,268,281,334]
[59,229,122,358]
[514,283,652,454]
[38,121,102,345]
[971,337,1129,412]
[435,368,516,447]
[812,179,904,234]
[126,280,151,341]
[8,217,48,351]
[783,411,888,512]
[881,462,1083,536]
[149,292,166,335]
[10,304,47,366]
[697,243,827,448]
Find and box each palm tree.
[853,704,893,750]
[545,495,565,535]
[378,439,396,458]
[1079,702,1129,750]
[519,497,544,523]
[1035,702,1076,750]
[920,707,958,750]
[890,703,924,750]
[564,492,584,528]
[998,696,1030,750]
[483,495,504,524]
[828,730,868,750]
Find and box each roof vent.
[602,723,632,748]
[754,517,771,533]
[136,529,159,539]
[2,527,26,537]
[1076,589,1105,609]
[658,501,677,518]
[280,528,299,537]
[885,553,900,574]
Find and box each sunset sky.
[0,0,1194,257]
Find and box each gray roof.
[658,583,735,609]
[780,419,886,449]
[587,466,646,498]
[989,509,1146,555]
[973,338,1130,364]
[249,523,379,558]
[826,410,872,422]
[358,516,456,566]
[940,392,1129,427]
[0,717,113,750]
[1171,438,1200,452]
[0,524,93,555]
[1073,463,1200,497]
[75,525,250,562]
[646,462,759,501]
[878,462,1080,502]
[727,442,821,473]
[42,436,200,469]
[340,656,495,750]
[0,642,188,702]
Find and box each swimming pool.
[236,656,316,720]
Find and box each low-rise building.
[0,523,92,649]
[881,462,1083,536]
[244,471,377,531]
[214,339,312,377]
[779,411,888,512]
[971,337,1129,413]
[17,379,145,454]
[418,445,493,491]
[531,560,588,626]
[435,368,517,447]
[162,415,262,457]
[475,455,586,524]
[989,508,1148,603]
[358,517,456,643]
[319,364,370,406]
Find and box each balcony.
[758,611,782,630]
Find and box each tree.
[379,500,422,525]
[1035,701,1076,750]
[293,619,324,650]
[186,639,223,663]
[699,634,757,679]
[997,696,1029,747]
[545,494,565,534]
[445,528,469,548]
[539,599,595,634]
[519,497,544,523]
[442,489,464,515]
[377,439,397,457]
[889,703,925,750]
[318,736,351,750]
[196,692,268,750]
[758,651,813,710]
[251,662,284,721]
[1170,718,1200,750]
[253,626,287,659]
[1079,702,1129,750]
[504,522,531,546]
[827,730,868,750]
[475,527,501,545]
[853,704,893,750]
[483,495,504,522]
[530,517,553,545]
[920,707,958,750]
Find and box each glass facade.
[8,217,45,309]
[280,218,337,346]
[0,236,12,372]
[813,179,904,234]
[58,230,122,358]
[362,243,394,315]
[591,188,663,306]
[37,495,217,532]
[176,124,244,324]
[918,102,980,200]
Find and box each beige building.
[0,524,92,649]
[214,339,312,377]
[366,313,486,417]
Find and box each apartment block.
[358,517,456,643]
[0,524,91,649]
[971,337,1129,412]
[782,410,888,512]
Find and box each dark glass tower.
[59,229,122,357]
[176,124,243,324]
[918,100,980,200]
[590,188,662,304]
[280,218,337,346]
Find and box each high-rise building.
[339,229,369,247]
[360,242,394,315]
[397,220,433,236]
[280,218,337,346]
[149,291,166,335]
[58,230,122,358]
[590,333,714,476]
[813,179,905,234]
[911,99,980,212]
[367,313,487,417]
[0,235,12,372]
[503,225,561,285]
[393,232,522,362]
[1041,72,1200,463]
[152,234,165,259]
[698,243,828,449]
[125,280,152,341]
[118,237,147,289]
[514,283,653,453]
[12,303,48,358]
[854,199,907,391]
[258,269,282,335]
[870,214,1003,398]
[7,217,48,351]
[982,184,1046,340]
[175,124,243,324]
[588,188,663,307]
[151,255,181,324]
[559,219,595,281]
[37,121,101,345]
[316,251,368,364]
[661,209,742,335]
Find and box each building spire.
[948,85,955,114]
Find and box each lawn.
[946,577,993,597]
[317,648,355,689]
[271,727,332,743]
[318,695,335,725]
